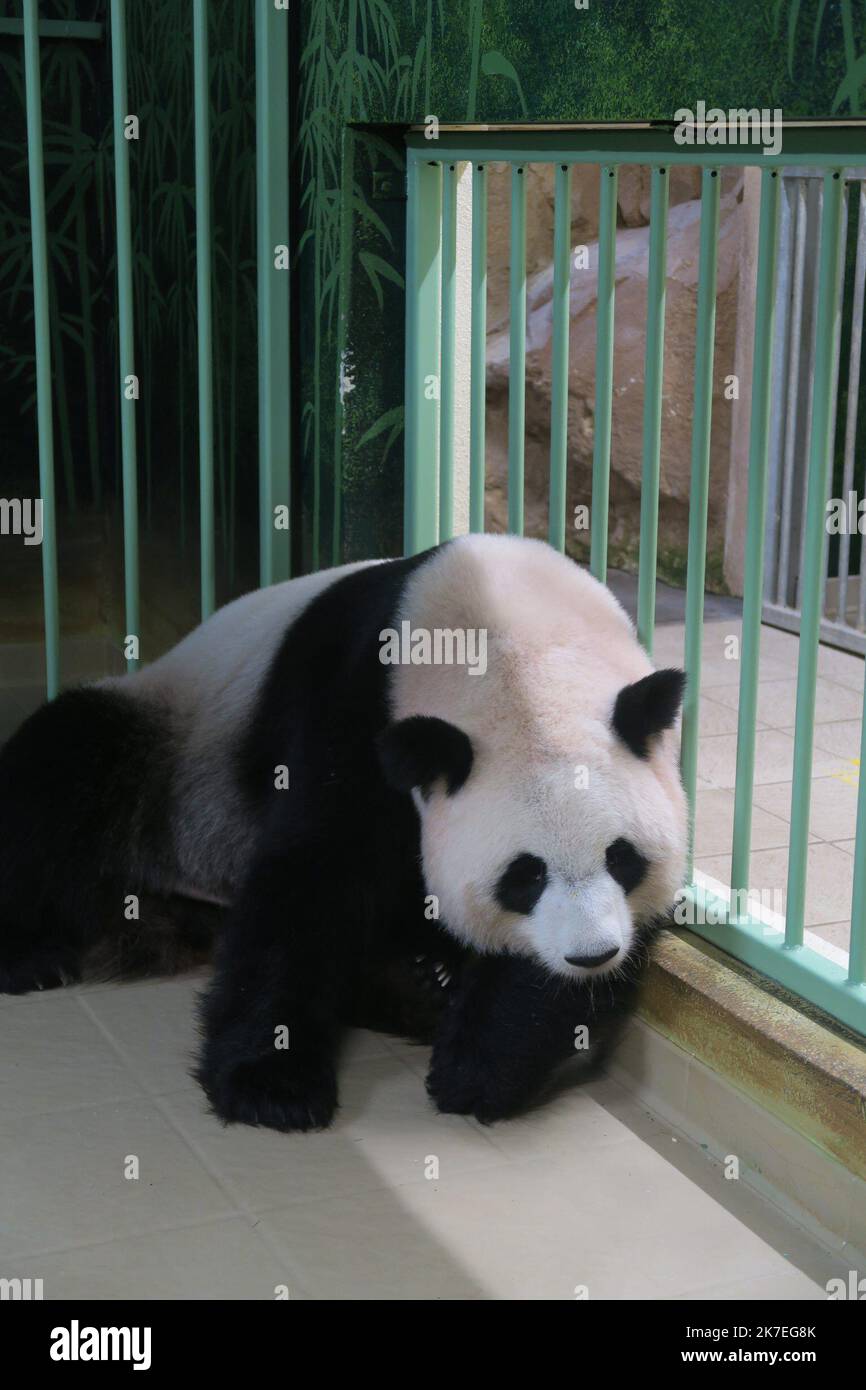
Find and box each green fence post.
[785,171,845,947]
[549,163,571,552]
[681,169,723,877]
[404,156,442,555]
[729,170,782,900]
[469,162,487,533]
[193,0,215,618]
[508,165,527,535]
[590,165,617,582]
[110,0,140,669]
[255,0,291,585]
[439,162,458,541]
[22,0,60,697]
[636,165,670,655]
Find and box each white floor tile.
[810,719,862,760]
[81,975,206,1095]
[0,993,145,1117]
[6,1217,293,1301]
[708,677,864,729]
[0,1099,234,1260]
[695,729,843,791]
[752,776,860,843]
[693,787,792,857]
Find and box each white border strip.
[692,867,850,970]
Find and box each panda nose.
[565,945,619,969]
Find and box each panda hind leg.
[0,686,174,995]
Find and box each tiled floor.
[0,972,855,1300]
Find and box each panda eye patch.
[495,853,548,915]
[605,838,649,895]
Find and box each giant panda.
[0,534,687,1131]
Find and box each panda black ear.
[612,668,686,759]
[376,716,473,796]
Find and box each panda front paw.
[198,1051,338,1133]
[426,1039,538,1124]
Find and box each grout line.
[74,992,253,1222]
[1,1210,249,1265]
[242,1154,526,1224]
[147,1093,317,1296]
[75,991,198,1098]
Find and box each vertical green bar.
[549,163,571,552]
[403,156,442,556]
[785,171,845,948]
[636,166,669,655]
[22,0,59,697]
[591,165,618,582]
[331,128,354,569]
[849,681,866,985]
[681,169,722,879]
[469,163,487,532]
[193,0,215,619]
[439,163,458,541]
[110,0,139,669]
[729,171,782,898]
[508,165,526,535]
[255,0,290,585]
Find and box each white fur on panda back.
[105,559,380,898]
[128,559,379,721]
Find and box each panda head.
[377,666,687,981]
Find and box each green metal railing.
[403,126,866,1038]
[19,0,290,692]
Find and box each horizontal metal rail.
[404,127,866,168]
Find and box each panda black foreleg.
[195,843,349,1133]
[426,944,650,1123]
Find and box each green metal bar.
[0,18,103,38]
[439,162,458,541]
[785,171,846,949]
[255,0,291,585]
[590,165,617,582]
[508,164,526,535]
[636,165,669,654]
[22,0,59,698]
[850,681,866,985]
[404,156,442,555]
[469,162,487,533]
[729,171,782,899]
[331,129,354,569]
[110,0,139,671]
[681,170,722,877]
[405,128,866,170]
[549,163,571,552]
[193,0,215,618]
[681,882,866,1037]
